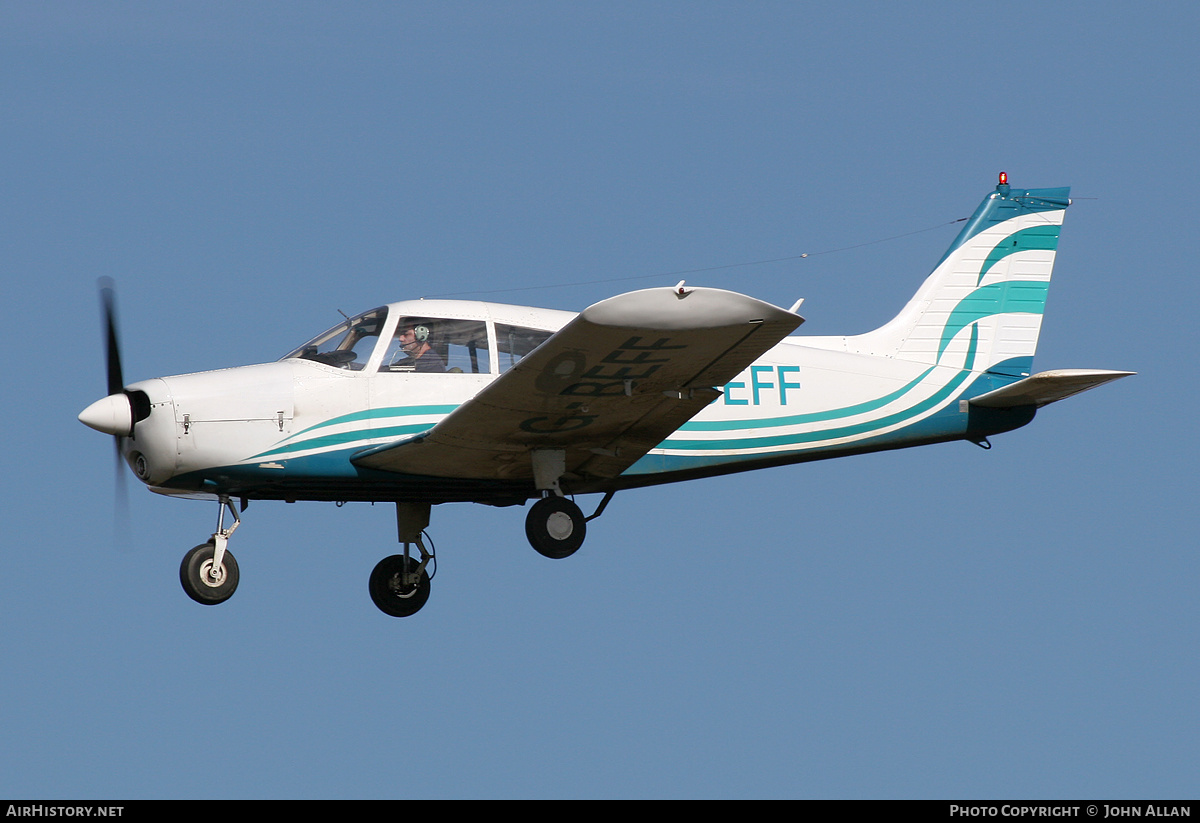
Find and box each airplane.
[79,175,1133,617]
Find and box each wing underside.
[352,286,803,486]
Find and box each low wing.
[969,369,1134,409]
[352,286,803,484]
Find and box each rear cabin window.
[495,324,553,373]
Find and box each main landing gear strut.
[364,450,614,617]
[365,485,611,617]
[369,502,434,618]
[522,448,612,560]
[524,489,614,559]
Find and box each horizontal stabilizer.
[969,369,1134,409]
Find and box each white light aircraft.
[80,176,1132,617]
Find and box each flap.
[352,286,803,482]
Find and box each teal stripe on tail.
[848,180,1070,376]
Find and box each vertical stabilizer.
[851,177,1071,378]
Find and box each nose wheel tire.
[369,554,431,617]
[180,542,240,605]
[525,496,586,559]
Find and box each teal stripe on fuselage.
[251,422,435,460]
[679,364,937,432]
[625,366,1020,476]
[285,405,457,440]
[661,353,973,452]
[657,325,980,455]
[249,404,457,460]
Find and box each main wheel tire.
[525,496,586,559]
[180,542,240,605]
[369,554,431,617]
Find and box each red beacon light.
[998,171,1008,185]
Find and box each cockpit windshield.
[282,307,387,370]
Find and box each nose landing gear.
[180,542,240,605]
[180,497,242,605]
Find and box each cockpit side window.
[381,317,490,375]
[283,307,387,370]
[495,324,553,373]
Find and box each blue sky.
[2,2,1196,799]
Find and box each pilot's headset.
[398,322,432,357]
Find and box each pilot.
[392,322,447,373]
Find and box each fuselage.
[82,183,1089,505]
[96,295,1032,506]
